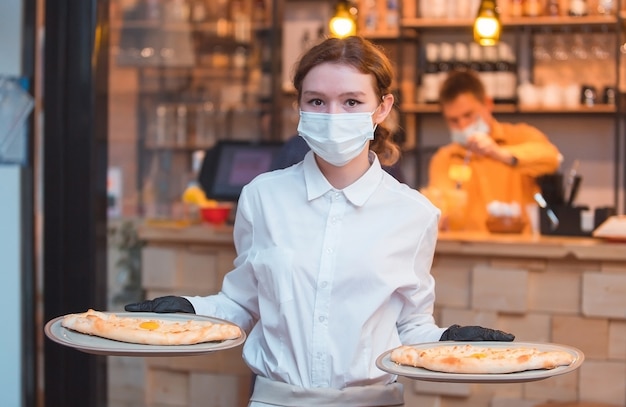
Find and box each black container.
[594,206,617,229]
[580,85,598,106]
[540,205,591,236]
[537,173,565,206]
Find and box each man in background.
[427,69,561,232]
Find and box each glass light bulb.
[476,17,499,37]
[329,16,356,38]
[473,0,501,46]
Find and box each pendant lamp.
[473,0,501,46]
[329,0,357,38]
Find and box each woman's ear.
[374,94,395,124]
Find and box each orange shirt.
[427,121,561,232]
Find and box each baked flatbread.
[61,309,242,345]
[390,344,575,374]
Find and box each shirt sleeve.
[396,213,447,344]
[185,189,259,332]
[498,123,561,177]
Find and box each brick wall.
[137,228,626,407]
[403,251,626,406]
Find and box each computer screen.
[198,140,284,202]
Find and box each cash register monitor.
[198,140,283,202]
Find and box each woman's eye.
[346,99,360,107]
[308,99,323,106]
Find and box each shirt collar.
[303,151,384,206]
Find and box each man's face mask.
[450,116,490,146]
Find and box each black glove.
[124,295,196,314]
[440,324,515,342]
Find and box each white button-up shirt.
[187,151,446,389]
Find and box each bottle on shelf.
[143,0,162,21]
[568,0,588,16]
[232,46,247,73]
[211,45,230,68]
[453,42,469,72]
[190,0,207,23]
[545,0,560,16]
[176,104,188,146]
[165,0,191,22]
[437,42,454,89]
[363,0,378,33]
[509,0,524,17]
[215,0,232,37]
[419,0,446,19]
[468,42,482,74]
[252,0,268,25]
[596,0,615,15]
[386,0,400,31]
[421,42,440,103]
[231,0,251,43]
[523,0,543,17]
[455,0,472,19]
[495,42,517,104]
[196,101,217,147]
[155,104,169,146]
[481,45,498,100]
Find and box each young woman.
[127,36,513,407]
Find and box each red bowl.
[200,205,232,225]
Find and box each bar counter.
[137,224,626,406]
[138,224,626,262]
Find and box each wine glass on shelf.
[591,28,612,60]
[550,28,570,62]
[570,30,588,60]
[533,30,551,62]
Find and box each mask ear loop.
[373,94,391,131]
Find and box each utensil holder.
[540,205,590,236]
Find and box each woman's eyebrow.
[301,90,367,98]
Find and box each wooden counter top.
[437,231,626,261]
[138,223,235,245]
[138,224,626,262]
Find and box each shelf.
[361,30,401,40]
[144,141,217,150]
[401,103,517,114]
[517,104,616,114]
[401,103,616,114]
[401,15,617,29]
[113,20,272,33]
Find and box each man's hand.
[466,133,515,165]
[125,296,196,314]
[440,324,515,342]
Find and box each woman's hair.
[292,36,400,166]
[438,69,486,105]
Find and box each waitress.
[127,36,513,406]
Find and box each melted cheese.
[139,321,160,330]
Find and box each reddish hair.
[292,36,400,166]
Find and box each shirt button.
[319,316,326,322]
[327,247,333,253]
[321,281,328,288]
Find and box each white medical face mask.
[450,116,490,145]
[297,109,378,166]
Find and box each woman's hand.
[440,324,515,341]
[125,295,196,314]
